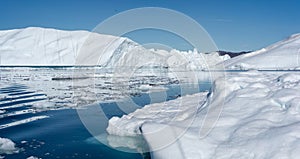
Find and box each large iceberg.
[0,27,228,70]
[0,27,137,66]
[107,71,300,159]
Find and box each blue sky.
[0,0,299,51]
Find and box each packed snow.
[224,33,300,70]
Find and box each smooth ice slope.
[224,33,300,70]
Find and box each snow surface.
[107,71,300,159]
[0,137,19,155]
[0,27,228,70]
[224,33,300,70]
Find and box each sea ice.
[0,137,19,155]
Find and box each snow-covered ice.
[224,33,300,70]
[107,92,208,137]
[107,71,300,158]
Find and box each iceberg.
[107,71,300,159]
[0,27,228,70]
[0,27,133,66]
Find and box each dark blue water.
[0,82,211,159]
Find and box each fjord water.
[0,67,211,159]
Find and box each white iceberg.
[0,27,228,70]
[107,71,300,158]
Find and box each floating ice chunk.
[21,141,27,144]
[26,156,39,159]
[0,137,19,154]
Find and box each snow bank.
[0,137,19,155]
[107,71,300,158]
[224,33,300,70]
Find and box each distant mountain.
[218,50,251,58]
[223,34,300,70]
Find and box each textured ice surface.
[107,71,300,159]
